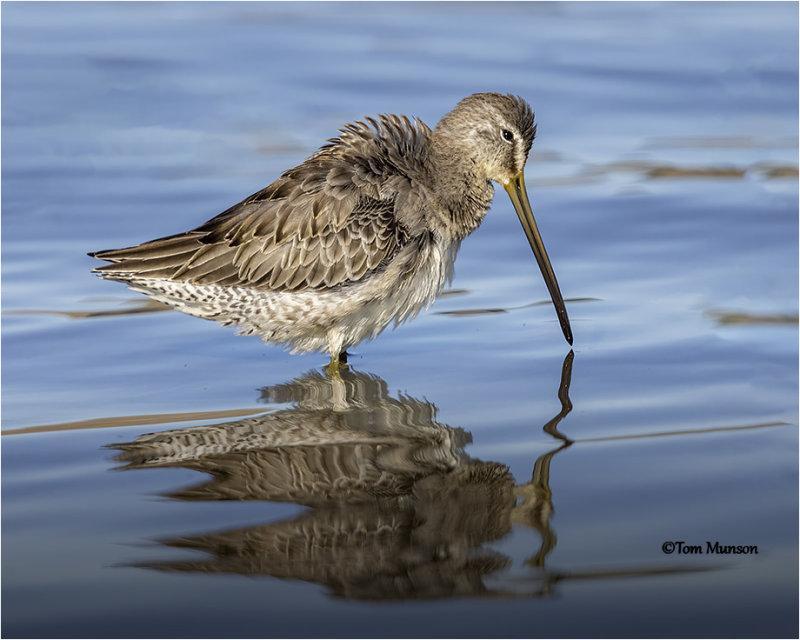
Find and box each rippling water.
[2,2,798,638]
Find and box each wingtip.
[88,248,120,263]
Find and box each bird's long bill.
[504,172,573,345]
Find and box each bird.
[90,93,573,370]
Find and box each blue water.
[2,2,798,638]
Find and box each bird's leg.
[326,350,349,375]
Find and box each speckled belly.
[122,237,460,355]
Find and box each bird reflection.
[113,364,534,599]
[115,369,487,508]
[111,353,703,599]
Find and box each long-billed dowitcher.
[90,93,572,368]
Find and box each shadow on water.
[108,352,712,600]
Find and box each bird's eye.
[501,129,514,142]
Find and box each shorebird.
[90,93,572,368]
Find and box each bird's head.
[434,93,572,345]
[434,92,536,186]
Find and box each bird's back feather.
[91,114,433,292]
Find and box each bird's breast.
[380,232,461,324]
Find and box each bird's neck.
[427,139,494,240]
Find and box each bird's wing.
[91,188,408,291]
[90,115,435,291]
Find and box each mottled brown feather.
[92,114,430,292]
